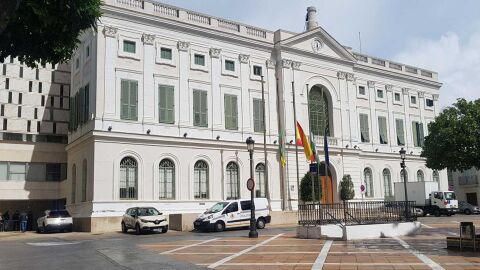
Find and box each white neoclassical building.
[66,0,447,230]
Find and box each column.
[337,71,349,142]
[402,88,412,149]
[385,85,395,147]
[177,41,190,126]
[367,80,378,145]
[432,94,440,116]
[142,34,155,123]
[418,91,426,135]
[239,54,251,132]
[346,73,358,143]
[210,48,222,130]
[266,59,278,139]
[102,26,117,118]
[281,59,293,137]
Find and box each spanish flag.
[296,122,315,162]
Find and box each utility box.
[460,222,475,239]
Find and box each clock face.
[312,39,323,53]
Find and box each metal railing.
[298,201,417,226]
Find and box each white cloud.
[394,32,480,108]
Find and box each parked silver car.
[121,207,168,235]
[459,201,480,215]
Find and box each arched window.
[417,170,424,182]
[226,162,240,199]
[120,157,137,200]
[255,163,266,198]
[82,159,87,202]
[194,160,209,199]
[159,159,175,199]
[308,85,330,136]
[383,169,392,197]
[364,168,373,197]
[71,164,76,204]
[401,170,408,182]
[433,170,439,182]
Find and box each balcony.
[312,136,339,147]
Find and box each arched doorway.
[317,162,336,204]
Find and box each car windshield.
[137,208,160,216]
[444,192,456,200]
[48,210,70,218]
[205,202,229,214]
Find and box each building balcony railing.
[313,136,339,147]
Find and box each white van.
[193,198,271,232]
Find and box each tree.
[339,174,355,201]
[0,0,102,68]
[422,98,480,171]
[300,172,321,202]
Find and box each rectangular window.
[37,121,40,132]
[51,71,55,82]
[426,99,434,107]
[378,116,388,144]
[410,96,417,104]
[0,104,4,116]
[224,94,238,130]
[160,48,172,60]
[123,40,136,53]
[27,163,45,181]
[60,85,64,97]
[36,69,39,80]
[0,162,7,180]
[39,82,42,93]
[194,54,205,66]
[395,119,405,146]
[193,90,208,127]
[34,108,38,119]
[46,163,61,181]
[359,86,366,95]
[8,92,12,103]
[120,79,138,121]
[60,97,64,108]
[394,93,401,102]
[53,122,56,134]
[377,89,384,99]
[253,65,262,76]
[49,108,53,120]
[225,60,235,71]
[5,78,9,89]
[9,163,26,181]
[2,64,5,75]
[18,93,22,104]
[2,119,6,130]
[86,46,90,57]
[412,121,425,147]
[41,95,45,106]
[158,85,175,124]
[29,81,32,92]
[50,96,54,107]
[359,114,370,142]
[253,98,265,132]
[19,67,23,78]
[27,120,31,132]
[17,106,21,117]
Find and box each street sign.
[360,184,365,193]
[247,178,255,191]
[309,163,318,173]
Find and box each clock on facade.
[312,39,323,53]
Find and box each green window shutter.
[120,80,129,120]
[84,84,89,121]
[129,81,138,121]
[253,99,264,132]
[360,114,370,142]
[224,95,238,130]
[419,123,425,147]
[412,122,419,147]
[166,86,174,124]
[200,91,208,126]
[159,85,174,124]
[193,90,200,126]
[378,117,388,144]
[396,119,405,146]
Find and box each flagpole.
[291,79,300,207]
[305,84,315,203]
[261,75,271,211]
[321,87,329,203]
[277,78,287,211]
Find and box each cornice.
[279,45,355,67]
[209,48,222,58]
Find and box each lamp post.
[399,148,409,220]
[246,137,258,238]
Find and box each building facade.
[65,0,447,230]
[0,56,70,224]
[449,169,480,206]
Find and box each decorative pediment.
[280,27,356,63]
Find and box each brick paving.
[140,231,480,270]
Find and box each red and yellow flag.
[296,122,314,162]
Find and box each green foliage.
[339,174,355,201]
[0,0,102,68]
[300,172,321,202]
[422,98,480,171]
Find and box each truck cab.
[428,191,458,216]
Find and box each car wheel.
[161,226,168,233]
[465,209,472,215]
[434,209,441,217]
[135,223,141,235]
[121,222,128,233]
[214,221,225,232]
[256,218,266,229]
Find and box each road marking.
[421,224,434,229]
[329,251,410,254]
[394,237,445,270]
[451,221,460,224]
[207,233,284,269]
[447,232,458,236]
[161,238,218,254]
[198,263,427,266]
[26,241,80,246]
[311,240,332,270]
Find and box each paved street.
[0,216,479,270]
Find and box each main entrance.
[320,176,334,203]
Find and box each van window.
[224,202,238,214]
[206,202,229,214]
[434,192,443,200]
[240,200,251,211]
[444,192,456,200]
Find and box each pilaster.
[367,80,378,145]
[210,48,222,129]
[142,34,155,123]
[402,88,412,148]
[240,54,251,132]
[177,41,190,126]
[103,26,118,118]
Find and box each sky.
[157,0,480,108]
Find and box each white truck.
[394,181,459,217]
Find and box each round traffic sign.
[247,178,255,191]
[360,184,365,193]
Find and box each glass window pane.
[27,163,46,181]
[160,48,172,60]
[9,163,26,181]
[123,40,136,53]
[308,86,329,136]
[194,54,205,66]
[0,162,7,180]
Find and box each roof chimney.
[305,6,318,31]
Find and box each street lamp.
[246,137,258,238]
[399,147,409,220]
